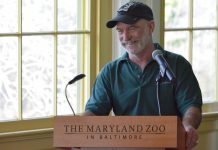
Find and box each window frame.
[161,0,218,106]
[0,0,112,133]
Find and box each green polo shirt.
[85,43,202,117]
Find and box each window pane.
[58,0,90,31]
[22,36,54,119]
[193,0,216,27]
[22,0,54,32]
[165,0,189,28]
[57,35,84,115]
[193,31,216,102]
[164,31,189,60]
[0,0,18,33]
[0,37,18,121]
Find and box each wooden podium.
[53,116,186,150]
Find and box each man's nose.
[122,31,131,41]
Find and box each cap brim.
[106,15,139,28]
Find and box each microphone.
[152,50,176,83]
[68,74,86,85]
[65,74,86,115]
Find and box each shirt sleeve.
[175,56,202,116]
[85,64,113,115]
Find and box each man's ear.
[148,21,155,34]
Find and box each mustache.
[121,41,136,45]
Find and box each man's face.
[116,19,154,56]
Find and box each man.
[83,2,202,150]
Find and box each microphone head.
[68,74,86,85]
[152,49,163,60]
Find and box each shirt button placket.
[137,74,140,79]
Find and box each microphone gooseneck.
[152,50,176,116]
[65,74,86,116]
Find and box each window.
[0,0,90,122]
[164,0,217,103]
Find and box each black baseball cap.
[106,2,154,28]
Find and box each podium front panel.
[54,116,185,149]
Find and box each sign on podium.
[54,116,186,150]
